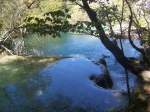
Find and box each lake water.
[24,33,140,91]
[0,33,141,112]
[24,33,141,60]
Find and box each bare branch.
[75,1,84,9]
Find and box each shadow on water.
[0,33,142,112]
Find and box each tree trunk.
[81,0,143,76]
[80,0,150,111]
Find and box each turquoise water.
[0,33,141,112]
[24,33,140,91]
[24,33,141,60]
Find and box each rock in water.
[90,58,113,89]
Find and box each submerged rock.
[90,58,113,89]
[89,73,113,89]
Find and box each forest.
[0,0,150,112]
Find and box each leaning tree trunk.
[80,1,150,111]
[81,0,143,76]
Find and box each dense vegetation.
[0,0,150,111]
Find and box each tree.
[71,1,150,111]
[1,0,149,75]
[0,0,42,54]
[73,0,145,75]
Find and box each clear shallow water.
[0,33,141,112]
[24,33,140,91]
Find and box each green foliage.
[24,9,71,36]
[22,0,71,36]
[0,0,26,29]
[0,0,150,51]
[23,0,98,36]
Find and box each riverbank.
[0,55,63,86]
